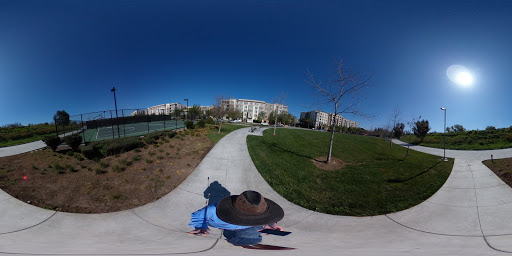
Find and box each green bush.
[206,117,214,125]
[43,135,61,151]
[503,133,512,142]
[81,143,103,160]
[100,137,144,157]
[185,121,195,129]
[82,137,144,159]
[64,134,82,152]
[197,119,206,128]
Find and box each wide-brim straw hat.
[216,190,284,226]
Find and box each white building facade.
[300,110,358,129]
[146,103,187,116]
[222,99,288,123]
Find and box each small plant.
[149,174,165,198]
[134,148,141,153]
[148,151,156,156]
[66,164,77,172]
[54,162,63,171]
[158,149,164,153]
[74,154,85,161]
[132,155,142,162]
[197,119,206,128]
[153,144,159,148]
[43,135,61,151]
[79,164,87,169]
[185,121,195,129]
[112,164,126,173]
[157,155,164,160]
[95,168,107,174]
[99,161,109,168]
[64,134,82,152]
[40,169,48,175]
[145,159,154,164]
[31,165,39,170]
[66,151,74,156]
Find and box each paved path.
[1,129,512,255]
[0,130,82,157]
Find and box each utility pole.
[111,87,120,138]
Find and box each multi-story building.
[300,111,330,128]
[300,110,358,129]
[146,103,186,115]
[145,103,213,118]
[222,99,288,123]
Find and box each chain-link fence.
[61,109,185,144]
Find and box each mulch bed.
[0,128,213,213]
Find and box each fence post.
[110,110,115,139]
[122,109,126,138]
[81,114,86,144]
[147,112,150,134]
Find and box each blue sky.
[1,0,512,132]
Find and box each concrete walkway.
[0,130,83,157]
[1,129,512,255]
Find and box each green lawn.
[247,129,453,216]
[401,129,512,150]
[207,123,247,144]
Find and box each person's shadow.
[203,181,231,205]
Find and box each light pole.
[184,99,189,121]
[111,87,120,138]
[441,107,447,161]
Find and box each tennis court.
[82,120,185,142]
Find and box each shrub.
[99,137,144,157]
[81,143,103,160]
[82,137,144,160]
[185,121,195,129]
[43,135,61,151]
[206,117,214,125]
[503,133,512,143]
[64,134,82,152]
[197,119,206,128]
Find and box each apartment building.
[145,103,187,115]
[300,111,330,128]
[222,99,288,123]
[300,110,358,129]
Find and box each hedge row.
[143,130,176,145]
[82,136,144,160]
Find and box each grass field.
[247,129,453,216]
[207,123,248,144]
[402,128,512,150]
[0,123,77,147]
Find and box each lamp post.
[111,87,120,138]
[184,99,189,121]
[441,107,447,161]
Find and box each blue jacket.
[188,204,252,230]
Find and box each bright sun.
[447,65,474,86]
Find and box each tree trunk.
[218,120,222,134]
[327,112,336,163]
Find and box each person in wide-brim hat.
[216,190,284,226]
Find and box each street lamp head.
[111,87,116,92]
[441,107,446,110]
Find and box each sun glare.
[447,65,474,86]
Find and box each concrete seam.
[471,161,512,254]
[384,214,482,237]
[0,211,57,235]
[129,209,187,234]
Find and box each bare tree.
[389,106,401,148]
[305,58,372,163]
[271,94,287,136]
[212,95,229,134]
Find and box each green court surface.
[82,120,185,142]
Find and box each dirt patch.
[312,156,345,171]
[0,128,214,213]
[484,158,512,188]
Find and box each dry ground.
[484,158,512,188]
[0,128,213,213]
